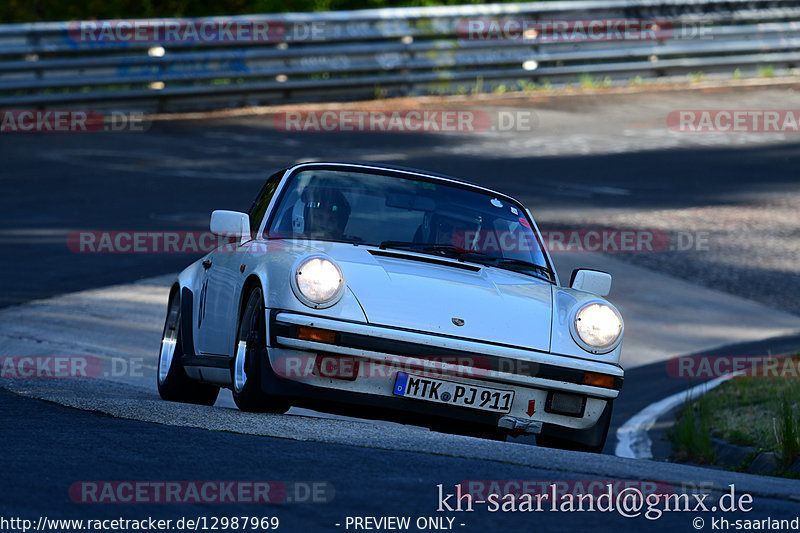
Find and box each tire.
[157,289,220,405]
[231,287,290,413]
[536,401,613,454]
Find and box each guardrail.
[1,0,799,112]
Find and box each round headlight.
[572,302,623,353]
[293,256,344,308]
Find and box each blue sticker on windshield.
[490,198,503,208]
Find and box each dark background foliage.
[1,0,546,23]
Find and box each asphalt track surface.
[2,108,800,531]
[3,388,800,532]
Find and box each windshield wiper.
[379,241,489,257]
[464,256,556,282]
[378,241,464,253]
[379,240,429,250]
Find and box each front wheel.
[157,289,220,405]
[231,287,290,413]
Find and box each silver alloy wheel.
[158,298,180,385]
[233,340,248,393]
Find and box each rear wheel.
[231,287,290,413]
[157,289,220,405]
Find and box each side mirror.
[210,210,251,243]
[569,269,612,296]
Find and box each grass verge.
[670,354,800,477]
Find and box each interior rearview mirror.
[385,193,435,211]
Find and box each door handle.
[202,259,212,270]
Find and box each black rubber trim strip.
[271,318,623,391]
[182,354,231,369]
[368,249,482,272]
[179,287,196,358]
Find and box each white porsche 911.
[157,162,624,452]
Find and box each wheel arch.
[238,274,266,322]
[168,282,180,305]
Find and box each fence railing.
[1,0,799,112]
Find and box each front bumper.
[266,310,624,433]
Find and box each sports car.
[157,162,624,452]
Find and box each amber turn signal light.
[296,326,337,344]
[582,371,616,389]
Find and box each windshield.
[265,168,553,281]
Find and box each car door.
[196,244,243,356]
[196,171,285,357]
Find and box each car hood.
[322,244,553,352]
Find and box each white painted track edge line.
[614,373,741,459]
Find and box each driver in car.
[434,217,458,247]
[302,187,351,240]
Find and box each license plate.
[392,372,514,414]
